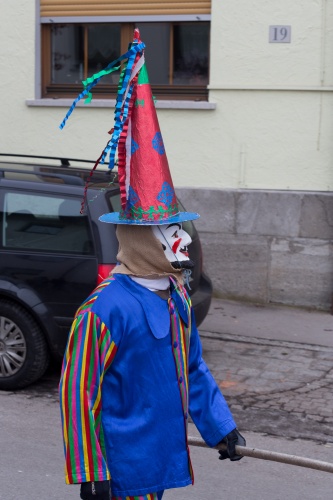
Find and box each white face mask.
[152,223,192,264]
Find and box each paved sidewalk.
[201,298,333,347]
[199,299,333,443]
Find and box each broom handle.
[188,436,333,474]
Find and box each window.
[41,22,210,101]
[3,193,93,255]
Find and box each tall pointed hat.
[59,29,199,225]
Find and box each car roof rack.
[0,154,118,185]
[0,153,96,167]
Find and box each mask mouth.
[179,246,189,258]
[171,259,195,270]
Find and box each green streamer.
[82,65,120,88]
[84,92,93,104]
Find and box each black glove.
[80,480,111,500]
[218,428,246,461]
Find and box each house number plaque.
[269,25,291,43]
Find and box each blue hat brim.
[99,211,200,225]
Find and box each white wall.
[211,0,333,88]
[0,0,36,151]
[0,0,332,191]
[206,0,333,190]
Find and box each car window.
[108,191,121,212]
[2,192,94,254]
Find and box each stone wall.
[177,188,333,310]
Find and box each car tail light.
[97,264,116,285]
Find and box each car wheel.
[0,300,49,390]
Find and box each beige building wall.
[1,0,332,192]
[206,0,333,191]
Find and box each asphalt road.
[0,385,332,500]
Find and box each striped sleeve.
[59,311,117,484]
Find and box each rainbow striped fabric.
[169,278,191,418]
[59,276,193,489]
[59,278,117,484]
[112,493,163,500]
[169,278,194,483]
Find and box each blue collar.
[113,274,189,338]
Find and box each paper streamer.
[59,42,145,130]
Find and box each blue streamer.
[101,79,136,169]
[99,46,140,170]
[103,80,136,168]
[59,42,145,130]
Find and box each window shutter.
[40,1,211,17]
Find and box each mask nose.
[179,229,192,247]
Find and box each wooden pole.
[188,436,333,474]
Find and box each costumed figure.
[59,29,246,500]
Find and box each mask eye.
[172,231,178,238]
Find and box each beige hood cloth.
[112,225,184,285]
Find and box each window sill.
[25,98,216,110]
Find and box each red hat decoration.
[59,28,199,225]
